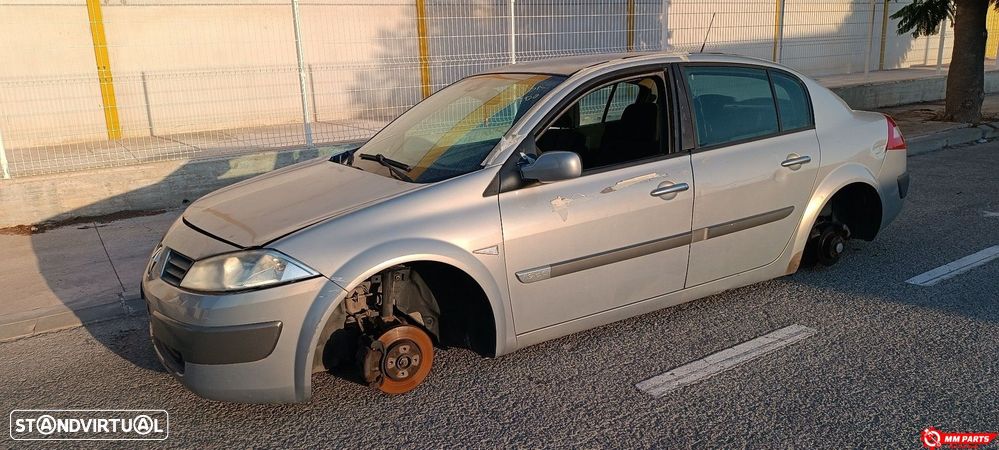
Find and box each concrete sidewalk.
[883,95,999,154]
[0,211,180,340]
[3,94,999,343]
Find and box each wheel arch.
[292,238,512,401]
[785,163,882,274]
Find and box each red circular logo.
[923,427,942,449]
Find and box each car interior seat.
[537,107,587,161]
[692,94,735,146]
[594,102,659,166]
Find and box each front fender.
[786,162,879,273]
[292,238,513,402]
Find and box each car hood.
[183,159,416,247]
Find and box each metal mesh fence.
[0,0,963,178]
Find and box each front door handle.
[781,154,812,169]
[650,182,689,198]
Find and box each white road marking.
[635,324,817,398]
[905,245,999,286]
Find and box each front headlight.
[179,249,320,292]
[146,244,165,278]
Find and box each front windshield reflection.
[354,73,565,183]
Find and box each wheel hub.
[817,225,849,266]
[384,339,422,381]
[360,325,434,395]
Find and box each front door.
[680,65,821,286]
[498,72,694,334]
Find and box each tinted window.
[771,71,812,131]
[684,66,779,147]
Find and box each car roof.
[482,52,657,76]
[482,51,780,76]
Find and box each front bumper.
[143,274,340,403]
[148,311,282,367]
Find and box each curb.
[1,122,996,343]
[0,293,146,343]
[906,122,999,156]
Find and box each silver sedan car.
[142,52,908,403]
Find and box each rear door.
[681,65,820,286]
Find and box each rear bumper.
[897,172,910,199]
[879,171,907,231]
[877,147,908,230]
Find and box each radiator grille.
[160,249,194,287]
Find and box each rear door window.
[683,66,779,147]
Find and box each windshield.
[356,73,566,183]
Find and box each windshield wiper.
[359,153,414,182]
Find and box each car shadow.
[26,148,328,372]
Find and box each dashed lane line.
[636,324,817,398]
[905,245,999,286]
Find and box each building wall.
[0,0,957,155]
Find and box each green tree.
[892,0,992,122]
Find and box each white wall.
[0,0,953,151]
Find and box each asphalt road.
[2,141,998,449]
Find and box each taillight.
[886,115,906,150]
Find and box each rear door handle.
[650,182,689,198]
[781,154,812,168]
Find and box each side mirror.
[519,151,582,183]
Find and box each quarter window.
[684,66,779,147]
[771,71,813,131]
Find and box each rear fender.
[785,162,879,273]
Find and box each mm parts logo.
[922,426,997,449]
[9,409,169,441]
